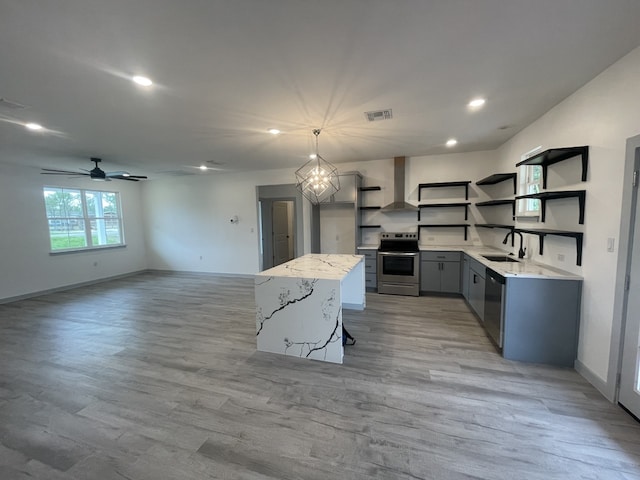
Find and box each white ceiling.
[2,0,640,177]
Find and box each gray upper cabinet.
[331,173,359,203]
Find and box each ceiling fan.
[41,157,148,182]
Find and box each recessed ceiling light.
[309,154,317,159]
[446,138,458,147]
[132,75,153,87]
[25,123,43,131]
[468,98,486,108]
[199,165,208,171]
[268,128,281,135]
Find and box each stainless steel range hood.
[380,156,418,213]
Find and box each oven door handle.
[378,252,419,257]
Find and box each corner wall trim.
[575,358,614,402]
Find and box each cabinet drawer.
[364,260,377,274]
[357,249,377,260]
[420,251,460,262]
[468,258,486,278]
[365,273,377,288]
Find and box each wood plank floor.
[0,271,639,479]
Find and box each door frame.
[609,134,640,402]
[256,184,304,271]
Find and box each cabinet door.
[332,174,357,203]
[420,261,441,292]
[440,261,461,293]
[462,255,470,300]
[468,268,485,321]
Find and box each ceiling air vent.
[0,97,28,110]
[364,109,393,122]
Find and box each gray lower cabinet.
[420,251,461,294]
[461,254,469,300]
[502,277,582,367]
[467,258,485,321]
[357,248,377,291]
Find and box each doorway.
[272,200,295,266]
[256,184,304,271]
[619,135,640,418]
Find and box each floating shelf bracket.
[418,224,469,241]
[418,181,471,201]
[417,202,470,221]
[515,146,588,189]
[515,190,585,224]
[476,173,517,195]
[516,228,584,266]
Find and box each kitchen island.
[255,254,365,364]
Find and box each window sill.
[49,244,127,256]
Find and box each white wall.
[492,46,640,388]
[0,162,148,301]
[141,167,312,275]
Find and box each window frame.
[517,147,543,218]
[43,186,125,253]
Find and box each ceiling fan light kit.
[295,129,340,205]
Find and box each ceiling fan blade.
[41,168,86,174]
[110,176,140,181]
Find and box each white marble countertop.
[256,254,364,280]
[357,244,581,280]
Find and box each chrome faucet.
[503,230,526,259]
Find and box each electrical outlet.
[199,256,203,260]
[93,261,98,267]
[557,254,565,262]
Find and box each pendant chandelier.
[295,129,340,204]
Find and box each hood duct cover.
[380,156,418,213]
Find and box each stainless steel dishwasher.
[484,268,505,349]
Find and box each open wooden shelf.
[359,186,381,191]
[359,225,382,229]
[475,223,515,231]
[476,173,517,195]
[515,190,586,224]
[515,146,588,189]
[417,202,471,221]
[418,181,471,201]
[516,227,584,266]
[418,224,469,241]
[359,206,381,210]
[475,199,516,217]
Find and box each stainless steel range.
[377,232,420,296]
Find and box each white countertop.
[357,244,581,280]
[256,254,364,280]
[462,248,582,280]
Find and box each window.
[43,187,124,251]
[517,147,543,217]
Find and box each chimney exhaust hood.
[380,156,418,213]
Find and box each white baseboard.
[146,269,254,279]
[575,358,615,402]
[0,270,147,305]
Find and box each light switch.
[607,237,615,252]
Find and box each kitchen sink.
[482,255,520,263]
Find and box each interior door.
[619,145,640,417]
[272,201,294,267]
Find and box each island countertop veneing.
[256,254,365,280]
[255,254,365,364]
